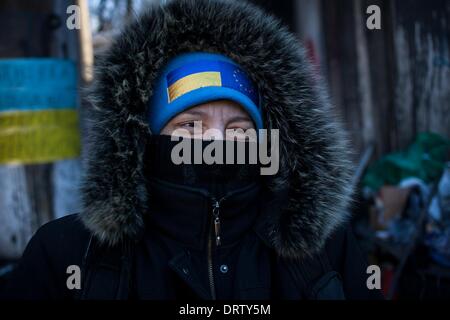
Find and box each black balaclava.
[137,134,265,300]
[144,134,261,199]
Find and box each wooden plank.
[392,24,415,149]
[76,0,94,82]
[0,1,54,259]
[363,0,396,156]
[0,166,33,259]
[322,0,365,155]
[354,0,376,151]
[0,0,83,259]
[295,0,327,71]
[52,0,84,221]
[52,160,82,219]
[392,0,450,147]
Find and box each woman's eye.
[180,121,196,128]
[228,126,251,131]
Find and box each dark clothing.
[144,136,262,198]
[135,175,264,300]
[1,182,381,300]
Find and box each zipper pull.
[212,199,221,246]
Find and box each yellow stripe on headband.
[167,71,221,103]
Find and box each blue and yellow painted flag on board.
[0,58,80,165]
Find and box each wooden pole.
[76,0,94,83]
[0,0,54,260]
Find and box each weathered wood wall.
[320,0,450,159]
[391,0,450,148]
[0,0,82,259]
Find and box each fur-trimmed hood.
[81,0,354,259]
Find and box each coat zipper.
[207,196,225,300]
[149,177,258,300]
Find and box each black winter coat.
[1,181,381,300]
[1,0,383,300]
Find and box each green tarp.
[363,132,450,190]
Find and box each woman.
[2,0,381,300]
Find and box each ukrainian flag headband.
[148,52,263,133]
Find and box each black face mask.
[144,135,261,198]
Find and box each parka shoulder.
[1,214,91,299]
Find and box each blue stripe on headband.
[166,59,259,107]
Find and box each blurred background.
[0,0,449,299]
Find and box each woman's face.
[160,99,255,140]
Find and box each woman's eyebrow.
[180,109,207,117]
[227,115,253,123]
